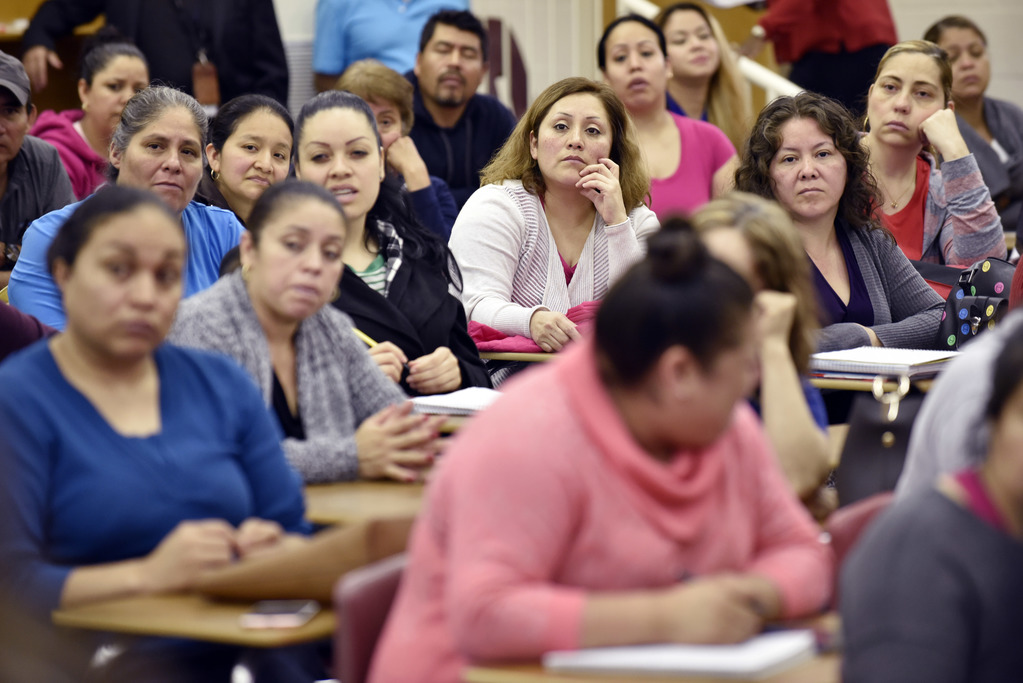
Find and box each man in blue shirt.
[313,0,469,93]
[407,10,516,208]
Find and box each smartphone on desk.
[238,599,320,629]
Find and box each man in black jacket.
[21,0,289,106]
[408,10,516,208]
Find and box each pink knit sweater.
[30,110,107,200]
[369,340,833,683]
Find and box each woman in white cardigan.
[449,78,659,354]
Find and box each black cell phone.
[238,599,320,629]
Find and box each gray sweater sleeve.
[168,273,407,483]
[817,227,944,351]
[284,308,407,484]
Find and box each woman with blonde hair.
[863,40,1003,265]
[691,192,832,504]
[654,2,752,151]
[336,59,458,238]
[450,76,659,356]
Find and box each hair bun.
[646,219,710,283]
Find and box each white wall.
[888,0,1023,109]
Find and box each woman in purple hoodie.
[29,27,149,200]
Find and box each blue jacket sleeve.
[409,175,458,240]
[8,205,76,330]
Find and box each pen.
[352,328,411,373]
[352,327,378,348]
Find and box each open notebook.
[410,387,501,416]
[810,346,959,379]
[543,630,816,679]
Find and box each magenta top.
[954,469,1009,533]
[648,112,736,220]
[369,339,834,683]
[29,110,107,201]
[558,252,578,285]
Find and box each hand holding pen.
[353,328,409,384]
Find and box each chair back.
[825,491,894,606]
[333,552,407,683]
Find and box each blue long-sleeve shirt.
[9,200,244,330]
[0,342,308,618]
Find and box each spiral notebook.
[543,630,817,679]
[410,387,501,416]
[810,346,959,379]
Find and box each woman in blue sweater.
[0,187,307,681]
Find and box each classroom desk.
[479,351,555,363]
[463,654,840,683]
[52,594,334,647]
[811,377,932,393]
[304,480,426,526]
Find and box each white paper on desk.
[543,630,816,679]
[409,387,501,416]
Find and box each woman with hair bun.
[370,227,832,683]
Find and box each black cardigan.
[332,254,490,395]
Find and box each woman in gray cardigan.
[736,92,944,351]
[169,180,444,483]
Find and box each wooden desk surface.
[811,377,932,393]
[53,594,334,647]
[304,480,426,526]
[464,654,840,683]
[479,351,554,363]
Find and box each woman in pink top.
[29,28,149,200]
[369,229,834,683]
[599,14,738,220]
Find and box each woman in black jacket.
[294,90,489,395]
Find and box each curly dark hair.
[734,92,885,234]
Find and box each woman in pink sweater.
[29,28,149,199]
[369,228,834,683]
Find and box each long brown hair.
[654,3,752,151]
[480,77,649,211]
[691,192,820,375]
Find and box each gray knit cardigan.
[168,271,407,483]
[818,220,945,351]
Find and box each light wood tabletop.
[810,377,932,393]
[479,351,555,363]
[304,480,426,526]
[52,594,334,647]
[463,654,840,683]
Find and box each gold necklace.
[880,173,916,210]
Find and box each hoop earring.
[210,169,220,181]
[241,263,251,282]
[863,115,870,132]
[330,285,341,302]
